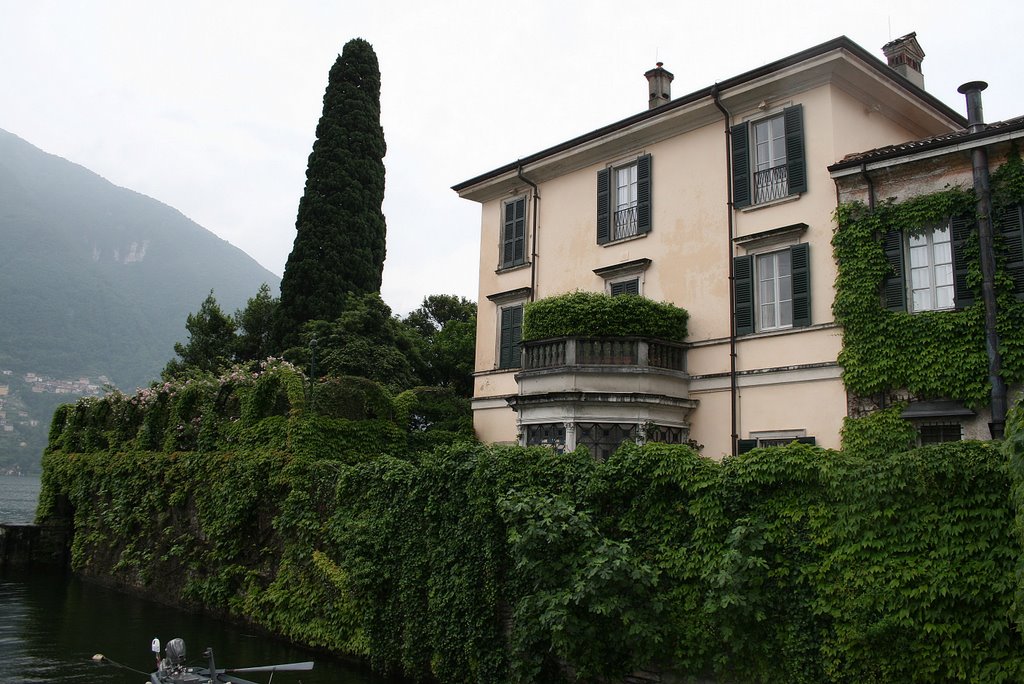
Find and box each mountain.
[0,127,281,391]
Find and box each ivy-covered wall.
[37,360,1024,683]
[832,151,1024,415]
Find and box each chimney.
[957,81,988,133]
[644,62,674,110]
[882,32,925,89]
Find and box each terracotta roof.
[829,115,1024,171]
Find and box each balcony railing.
[753,164,789,204]
[613,205,638,240]
[521,337,686,372]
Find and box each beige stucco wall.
[467,66,960,454]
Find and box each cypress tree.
[278,38,387,337]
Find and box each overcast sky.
[2,1,1022,315]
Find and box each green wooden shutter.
[510,305,523,367]
[610,279,640,296]
[513,198,526,265]
[501,201,515,267]
[790,243,811,327]
[734,254,754,335]
[998,204,1024,298]
[737,438,758,454]
[597,168,611,244]
[950,214,975,308]
[498,305,524,369]
[501,198,526,268]
[636,154,652,234]
[731,122,751,208]
[881,230,907,311]
[499,307,513,368]
[784,104,807,195]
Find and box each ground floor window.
[917,422,962,445]
[523,421,689,458]
[646,424,686,444]
[524,423,566,452]
[738,432,815,454]
[576,422,637,460]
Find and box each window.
[576,422,637,460]
[737,432,815,453]
[918,423,962,445]
[882,216,972,311]
[908,225,954,311]
[500,196,527,269]
[597,154,652,244]
[614,163,638,239]
[734,243,810,335]
[756,250,792,330]
[525,423,566,452]
[498,304,523,369]
[731,104,806,208]
[595,258,651,296]
[753,114,787,203]
[609,278,640,296]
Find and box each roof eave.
[453,35,966,198]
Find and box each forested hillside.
[0,127,280,472]
[0,128,279,389]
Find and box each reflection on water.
[0,476,400,684]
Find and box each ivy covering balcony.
[510,292,695,456]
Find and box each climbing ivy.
[832,151,1024,411]
[38,414,1024,682]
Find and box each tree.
[234,283,279,362]
[162,291,236,379]
[302,293,421,394]
[403,295,477,395]
[278,38,387,341]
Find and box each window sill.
[736,322,832,340]
[495,261,531,275]
[740,193,801,213]
[601,232,649,247]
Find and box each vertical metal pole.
[958,81,1006,438]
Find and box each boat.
[94,637,314,683]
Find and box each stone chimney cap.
[882,32,925,89]
[644,62,674,110]
[644,62,674,79]
[882,32,925,60]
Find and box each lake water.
[0,475,401,684]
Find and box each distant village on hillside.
[0,369,109,475]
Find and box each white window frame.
[612,161,639,240]
[751,112,788,203]
[907,222,955,312]
[749,429,807,447]
[755,248,793,331]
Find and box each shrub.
[523,291,688,342]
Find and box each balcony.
[510,336,697,456]
[522,336,685,373]
[753,164,789,204]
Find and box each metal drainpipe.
[517,165,540,302]
[860,163,875,211]
[958,81,1006,438]
[712,85,739,457]
[858,163,882,409]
